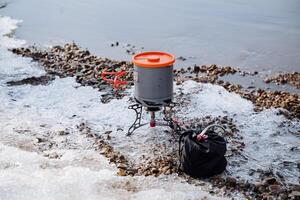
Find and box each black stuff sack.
[179,130,227,178]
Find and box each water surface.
[2,0,300,72]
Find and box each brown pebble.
[117,168,126,176]
[226,176,237,187]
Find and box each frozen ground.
[0,16,299,200]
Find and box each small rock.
[45,152,61,159]
[119,155,125,161]
[58,130,69,135]
[226,176,237,187]
[106,134,111,140]
[151,168,159,174]
[291,191,300,199]
[292,184,300,192]
[36,137,46,143]
[161,166,170,173]
[268,184,282,194]
[117,163,127,170]
[117,168,126,176]
[177,56,186,61]
[262,194,273,200]
[263,177,278,186]
[193,66,200,73]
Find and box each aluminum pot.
[132,52,175,107]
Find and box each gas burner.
[127,102,181,136]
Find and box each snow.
[0,15,26,48]
[178,80,253,118]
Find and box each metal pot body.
[134,64,173,107]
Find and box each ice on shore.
[0,15,26,48]
[1,143,225,200]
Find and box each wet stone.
[291,191,300,199]
[225,176,237,187]
[117,168,126,176]
[268,184,282,194]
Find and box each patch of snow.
[0,15,26,48]
[178,80,253,118]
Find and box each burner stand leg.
[127,104,144,136]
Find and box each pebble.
[36,137,46,143]
[268,184,281,194]
[177,56,187,61]
[293,184,300,192]
[117,163,127,170]
[117,168,127,176]
[226,176,237,187]
[291,191,300,199]
[262,177,279,185]
[58,130,70,135]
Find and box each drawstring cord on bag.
[197,124,226,141]
[178,124,226,172]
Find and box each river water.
[1,0,300,72]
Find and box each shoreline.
[10,43,300,120]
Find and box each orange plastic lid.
[132,52,175,68]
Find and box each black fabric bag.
[179,130,227,178]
